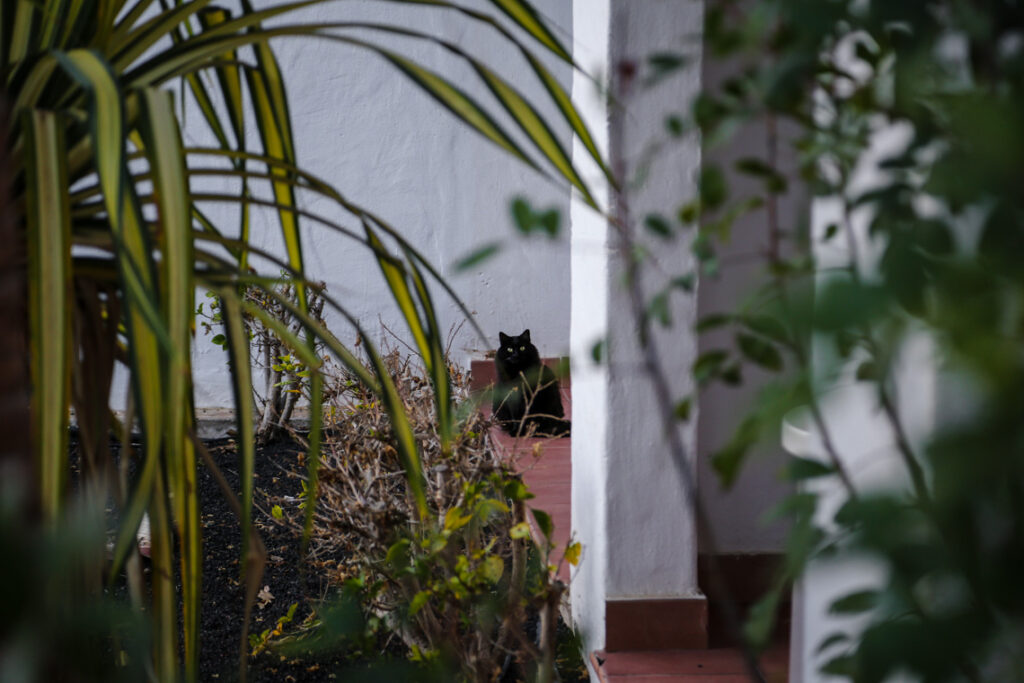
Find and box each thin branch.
[608,67,766,680]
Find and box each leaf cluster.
[637,1,1024,679]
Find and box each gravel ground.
[195,436,356,682]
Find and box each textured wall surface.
[695,51,808,553]
[568,0,611,652]
[169,0,575,409]
[570,0,704,653]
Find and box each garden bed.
[76,430,587,681]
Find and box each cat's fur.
[493,329,570,437]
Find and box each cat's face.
[497,329,538,368]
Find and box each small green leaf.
[711,416,760,488]
[735,157,787,192]
[646,51,689,84]
[386,539,411,567]
[453,242,502,272]
[481,555,504,584]
[647,292,671,327]
[736,332,783,371]
[720,362,742,385]
[444,507,472,532]
[531,509,553,540]
[699,165,727,209]
[271,505,283,519]
[510,196,561,237]
[674,397,692,421]
[820,654,855,677]
[539,209,560,237]
[671,274,695,292]
[677,201,700,224]
[696,313,732,333]
[784,457,836,481]
[591,339,605,364]
[644,213,673,238]
[816,632,850,654]
[829,589,879,615]
[409,590,431,617]
[855,360,877,381]
[740,314,790,346]
[502,479,533,502]
[665,114,685,137]
[744,586,783,650]
[823,223,839,241]
[211,333,226,346]
[511,196,533,233]
[693,350,729,383]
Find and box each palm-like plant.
[6,0,606,679]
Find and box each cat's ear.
[499,332,510,345]
[522,329,531,343]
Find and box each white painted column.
[570,0,705,654]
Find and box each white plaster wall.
[569,0,611,652]
[603,0,703,598]
[570,0,704,653]
[167,0,577,410]
[695,62,807,552]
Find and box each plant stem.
[837,192,931,504]
[764,113,858,499]
[608,73,767,676]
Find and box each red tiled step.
[593,643,789,682]
[471,359,573,584]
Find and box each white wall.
[568,0,612,651]
[696,52,806,553]
[175,0,576,410]
[570,0,704,653]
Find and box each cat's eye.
[519,346,525,351]
[506,347,513,353]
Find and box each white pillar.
[571,0,705,655]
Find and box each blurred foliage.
[653,1,1024,680]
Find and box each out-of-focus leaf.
[784,457,836,482]
[674,397,692,421]
[24,108,71,525]
[644,213,673,238]
[645,52,690,85]
[711,416,760,488]
[531,508,553,542]
[744,584,783,651]
[696,312,732,333]
[485,0,572,63]
[829,589,879,615]
[693,349,729,384]
[816,632,850,654]
[736,332,783,371]
[453,242,502,272]
[820,653,855,677]
[699,164,727,209]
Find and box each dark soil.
[196,436,354,682]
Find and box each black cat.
[493,329,570,437]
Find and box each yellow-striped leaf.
[472,59,596,207]
[24,108,72,525]
[487,0,571,63]
[139,86,201,681]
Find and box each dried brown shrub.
[286,347,564,681]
